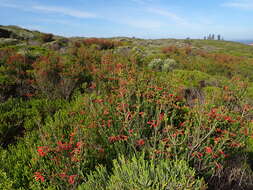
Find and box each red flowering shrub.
[83,38,121,50]
[0,52,34,99]
[162,45,179,54]
[32,54,87,99]
[6,54,31,84]
[0,48,15,65]
[33,128,85,188]
[74,62,253,183]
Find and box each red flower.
[76,142,82,149]
[215,162,222,169]
[205,146,213,154]
[224,116,235,123]
[57,141,72,151]
[230,142,241,147]
[128,129,134,133]
[136,139,145,146]
[90,82,96,89]
[159,113,164,120]
[197,152,203,159]
[223,86,229,91]
[103,110,109,115]
[37,147,47,157]
[119,135,128,141]
[59,172,67,179]
[219,150,225,155]
[108,136,118,143]
[34,172,45,182]
[108,135,128,143]
[179,122,185,127]
[216,128,223,133]
[79,110,85,115]
[147,120,158,128]
[191,152,203,160]
[139,112,144,116]
[214,137,221,144]
[98,148,105,153]
[68,175,77,185]
[212,154,219,159]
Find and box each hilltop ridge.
[1,25,253,59]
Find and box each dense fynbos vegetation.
[1,29,253,190]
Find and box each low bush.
[148,58,178,72]
[79,155,207,190]
[32,54,90,99]
[42,34,54,43]
[83,38,121,50]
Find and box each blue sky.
[0,0,253,39]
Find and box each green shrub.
[0,138,35,189]
[0,168,14,190]
[41,34,54,43]
[148,58,178,72]
[79,155,207,190]
[0,98,67,147]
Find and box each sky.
[0,0,253,40]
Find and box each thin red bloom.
[98,148,105,153]
[68,175,77,185]
[57,141,72,151]
[59,172,67,179]
[136,139,145,146]
[119,135,128,141]
[147,120,158,128]
[214,137,221,144]
[37,146,47,157]
[128,129,134,133]
[215,162,222,169]
[76,141,83,149]
[108,136,118,143]
[159,113,164,120]
[108,135,128,143]
[179,122,185,127]
[34,172,45,182]
[191,152,203,160]
[205,146,213,154]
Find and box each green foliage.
[0,138,35,189]
[148,58,178,72]
[0,98,66,147]
[80,155,207,190]
[170,69,213,87]
[78,165,109,190]
[0,168,14,190]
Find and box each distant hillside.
[1,25,253,59]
